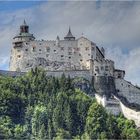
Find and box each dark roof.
[64,27,75,40]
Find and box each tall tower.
[9,20,35,71]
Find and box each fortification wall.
[118,99,140,127]
[95,94,121,115]
[0,70,92,81]
[46,70,92,81]
[94,76,116,98]
[115,79,140,105]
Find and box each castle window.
[61,55,64,57]
[54,50,56,53]
[91,55,93,59]
[39,43,42,45]
[101,66,104,70]
[68,47,72,51]
[88,54,90,56]
[68,52,72,55]
[85,47,89,51]
[80,59,83,62]
[46,54,49,57]
[61,47,64,51]
[46,47,50,52]
[25,49,28,51]
[17,49,21,52]
[69,56,71,59]
[39,49,42,51]
[92,47,94,51]
[32,47,36,52]
[121,83,123,86]
[105,66,109,71]
[77,48,80,51]
[17,55,21,58]
[80,43,82,46]
[26,43,29,45]
[79,53,81,56]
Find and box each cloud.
[0,1,140,85]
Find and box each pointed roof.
[64,27,75,40]
[22,19,27,26]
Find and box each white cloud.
[0,1,140,85]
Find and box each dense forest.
[0,68,139,139]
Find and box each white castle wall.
[119,101,140,127]
[115,79,140,104]
[95,94,121,115]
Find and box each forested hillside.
[0,68,139,139]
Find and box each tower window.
[46,47,50,52]
[39,49,42,51]
[61,55,64,57]
[25,49,28,51]
[69,56,71,59]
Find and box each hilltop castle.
[9,20,125,80]
[5,21,140,127]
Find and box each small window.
[25,49,28,51]
[17,55,21,58]
[39,49,42,51]
[61,55,64,57]
[88,54,90,56]
[46,47,50,52]
[69,56,71,59]
[68,52,72,55]
[17,49,20,52]
[32,47,36,52]
[39,43,42,45]
[26,43,28,45]
[46,54,49,57]
[85,47,89,51]
[61,47,64,50]
[101,66,104,70]
[80,59,83,62]
[54,50,56,52]
[79,53,81,56]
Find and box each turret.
[13,20,35,44]
[64,27,75,41]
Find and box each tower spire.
[23,19,27,25]
[64,26,75,40]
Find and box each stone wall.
[46,70,92,81]
[95,94,121,115]
[115,79,140,105]
[94,76,116,98]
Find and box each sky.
[0,1,140,85]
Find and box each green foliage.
[0,68,139,139]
